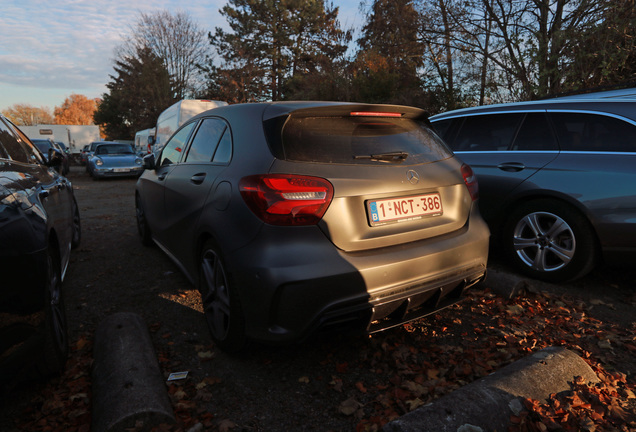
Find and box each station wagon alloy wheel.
[504,200,597,282]
[512,211,575,272]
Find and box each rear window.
[278,116,452,165]
[33,141,53,153]
[95,144,134,155]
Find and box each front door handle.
[190,173,206,185]
[158,172,168,181]
[497,162,526,172]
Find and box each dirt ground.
[1,165,635,431]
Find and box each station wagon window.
[185,118,227,163]
[549,112,636,152]
[511,113,558,151]
[431,119,455,142]
[159,121,196,166]
[451,113,523,151]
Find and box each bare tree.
[119,10,209,99]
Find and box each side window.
[451,113,524,151]
[511,113,558,151]
[550,112,636,152]
[0,118,29,163]
[212,128,232,164]
[159,121,197,166]
[4,117,43,164]
[431,119,454,141]
[185,118,227,163]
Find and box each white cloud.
[0,0,358,110]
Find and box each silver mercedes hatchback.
[135,102,489,351]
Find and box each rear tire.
[199,240,246,352]
[135,195,153,246]
[502,199,598,282]
[38,245,69,376]
[71,198,81,249]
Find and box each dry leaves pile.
[13,287,636,431]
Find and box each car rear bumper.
[229,205,490,343]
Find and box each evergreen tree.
[205,0,350,102]
[94,47,176,140]
[353,0,425,106]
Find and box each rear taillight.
[461,164,479,201]
[349,111,403,117]
[239,174,334,226]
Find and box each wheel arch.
[495,191,602,250]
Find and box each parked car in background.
[31,138,69,175]
[84,140,113,173]
[56,141,70,155]
[87,142,143,179]
[52,141,70,175]
[80,144,90,165]
[136,102,489,351]
[430,89,636,282]
[0,113,81,386]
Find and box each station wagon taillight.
[461,164,479,201]
[239,175,334,226]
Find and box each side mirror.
[143,153,156,170]
[147,136,155,146]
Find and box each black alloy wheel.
[135,195,153,246]
[199,240,246,352]
[38,245,69,376]
[71,198,81,249]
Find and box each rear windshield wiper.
[353,151,409,163]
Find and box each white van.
[134,128,156,154]
[151,100,227,153]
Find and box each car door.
[162,117,232,262]
[544,110,636,250]
[139,121,199,245]
[0,116,73,275]
[440,111,560,222]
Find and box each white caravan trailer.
[151,99,227,154]
[134,128,156,154]
[22,124,101,154]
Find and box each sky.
[0,0,362,112]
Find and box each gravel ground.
[1,165,634,431]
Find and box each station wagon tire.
[502,199,598,282]
[199,240,246,352]
[135,195,153,246]
[38,245,69,377]
[71,198,81,249]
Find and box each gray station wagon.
[431,89,636,282]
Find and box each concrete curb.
[382,346,599,432]
[92,312,175,432]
